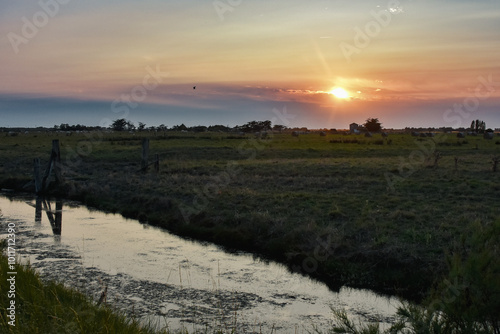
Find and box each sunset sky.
[1,0,499,129]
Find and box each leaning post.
[34,158,42,194]
[35,196,42,223]
[40,139,63,193]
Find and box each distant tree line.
[108,119,289,133]
[51,119,333,134]
[404,119,492,133]
[55,123,102,131]
[46,118,494,134]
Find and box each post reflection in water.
[35,197,42,223]
[35,197,63,235]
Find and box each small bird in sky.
[193,86,196,90]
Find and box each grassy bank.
[1,130,499,301]
[332,218,500,333]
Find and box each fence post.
[41,139,62,192]
[54,199,63,235]
[35,196,42,223]
[34,158,42,194]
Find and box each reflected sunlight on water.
[0,195,402,333]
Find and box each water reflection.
[35,197,42,223]
[34,197,63,235]
[1,195,402,332]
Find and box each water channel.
[0,195,402,333]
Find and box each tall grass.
[330,219,500,334]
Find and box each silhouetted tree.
[364,118,382,132]
[111,119,128,131]
[273,125,287,133]
[240,120,272,133]
[208,125,230,132]
[125,121,135,131]
[471,119,486,133]
[191,125,208,132]
[172,124,188,131]
[138,122,146,131]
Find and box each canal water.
[0,195,401,333]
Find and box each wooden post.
[141,138,149,171]
[493,157,499,172]
[43,200,54,231]
[41,139,62,192]
[35,196,42,223]
[34,158,42,194]
[154,154,159,173]
[43,199,62,235]
[54,199,63,235]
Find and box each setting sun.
[329,87,350,99]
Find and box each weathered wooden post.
[35,196,42,223]
[34,158,42,194]
[141,138,149,171]
[41,139,62,192]
[154,154,159,173]
[43,199,62,235]
[493,157,499,172]
[43,199,54,230]
[54,199,63,235]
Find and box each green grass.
[1,130,499,301]
[330,219,500,333]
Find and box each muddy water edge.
[0,195,403,333]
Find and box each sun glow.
[329,87,350,99]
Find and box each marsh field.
[1,130,499,302]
